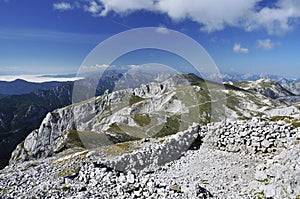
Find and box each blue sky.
[1,0,300,78]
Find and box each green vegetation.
[256,178,269,185]
[270,116,293,122]
[106,123,139,143]
[270,116,300,129]
[101,141,140,157]
[226,91,245,118]
[61,185,70,191]
[133,114,151,127]
[155,116,180,137]
[63,130,85,149]
[224,83,247,92]
[181,73,205,85]
[21,163,38,171]
[107,122,125,134]
[55,130,115,153]
[291,121,300,129]
[254,191,266,199]
[129,95,144,106]
[56,166,80,178]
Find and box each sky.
[1,0,300,78]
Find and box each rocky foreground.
[0,119,300,199]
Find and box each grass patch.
[133,114,151,127]
[155,116,180,137]
[21,163,38,171]
[106,123,139,143]
[269,116,300,129]
[226,91,245,119]
[62,130,85,149]
[254,191,266,199]
[256,178,269,185]
[56,166,80,178]
[107,122,125,134]
[61,185,70,191]
[291,121,300,129]
[129,95,144,106]
[270,116,293,122]
[101,141,140,157]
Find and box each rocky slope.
[0,83,74,169]
[1,120,299,198]
[10,74,297,164]
[0,73,123,169]
[230,78,295,99]
[1,73,300,198]
[278,78,300,95]
[230,78,300,105]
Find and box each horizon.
[1,0,300,78]
[0,70,298,84]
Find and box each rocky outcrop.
[201,118,297,153]
[250,133,300,199]
[102,124,200,172]
[9,75,191,164]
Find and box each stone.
[240,131,248,137]
[126,172,135,184]
[255,171,268,181]
[169,185,181,193]
[261,140,271,148]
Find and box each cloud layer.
[54,0,300,35]
[257,39,280,50]
[53,2,73,11]
[233,44,249,54]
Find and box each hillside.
[9,74,300,163]
[1,73,300,198]
[230,78,295,99]
[278,78,300,95]
[0,74,122,169]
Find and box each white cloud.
[156,25,169,34]
[233,43,249,54]
[55,0,300,35]
[81,64,110,72]
[245,0,300,35]
[155,0,258,32]
[257,39,280,50]
[84,1,102,14]
[53,2,73,11]
[98,0,154,16]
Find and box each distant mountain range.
[0,79,67,95]
[209,73,300,97]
